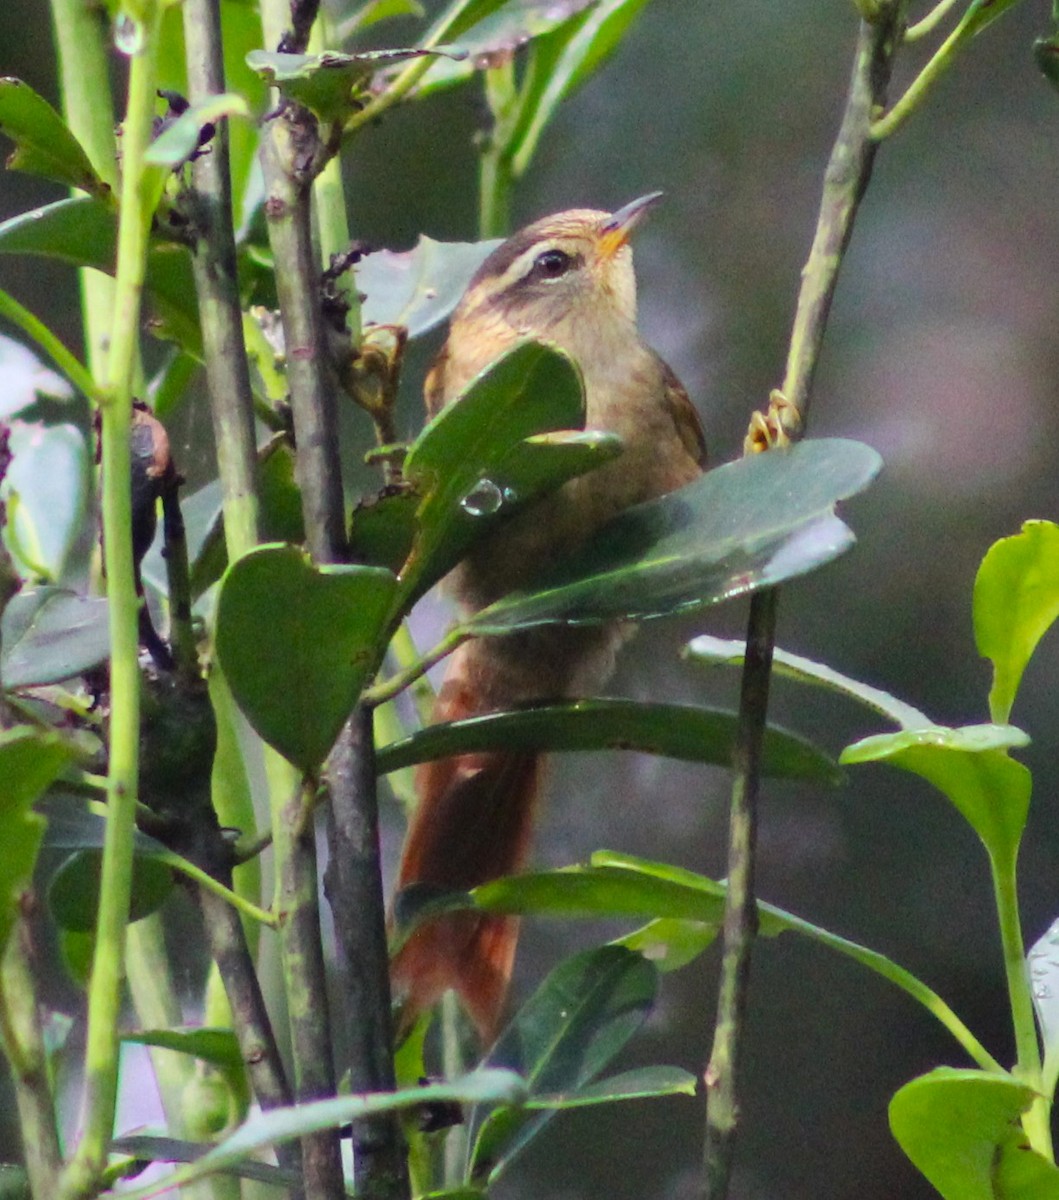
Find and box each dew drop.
[1035,982,1052,1001]
[113,13,145,56]
[460,478,504,517]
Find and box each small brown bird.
[391,194,708,1042]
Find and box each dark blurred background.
[3,1,1059,1196]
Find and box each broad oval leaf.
[48,849,174,932]
[470,946,657,1183]
[0,727,70,955]
[357,235,501,338]
[686,634,932,731]
[0,198,201,358]
[376,698,839,783]
[398,340,586,604]
[1,587,109,687]
[973,521,1059,724]
[0,77,109,196]
[3,418,89,582]
[465,438,881,634]
[840,725,1031,867]
[889,1068,1051,1200]
[113,1069,527,1200]
[214,544,398,772]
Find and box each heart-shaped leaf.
[0,77,109,196]
[214,544,398,772]
[889,1068,1056,1200]
[464,438,881,634]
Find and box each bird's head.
[451,193,663,361]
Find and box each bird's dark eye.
[532,248,573,279]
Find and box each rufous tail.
[390,647,543,1044]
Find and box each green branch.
[60,7,166,1192]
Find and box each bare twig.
[324,708,409,1195]
[701,7,906,1198]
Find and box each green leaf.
[973,521,1059,724]
[3,419,89,582]
[357,235,501,338]
[509,0,652,177]
[349,485,418,574]
[465,438,881,634]
[107,1137,295,1189]
[142,438,306,601]
[526,1064,696,1109]
[466,853,997,1070]
[470,946,657,1183]
[0,332,74,419]
[0,77,109,196]
[0,727,70,955]
[377,698,840,783]
[338,0,426,38]
[214,544,398,771]
[889,1068,1050,1200]
[1027,917,1059,1091]
[123,1026,242,1071]
[413,0,596,93]
[1,588,110,687]
[144,93,250,167]
[398,340,586,604]
[422,0,512,45]
[246,48,442,122]
[841,725,1031,867]
[0,198,201,358]
[686,634,932,730]
[113,1069,527,1200]
[611,917,718,971]
[48,849,174,931]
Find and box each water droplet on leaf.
[114,14,145,56]
[460,479,504,517]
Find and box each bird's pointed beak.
[598,191,664,260]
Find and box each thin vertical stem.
[324,708,409,1197]
[274,776,343,1199]
[701,8,906,1198]
[61,8,165,1193]
[48,0,119,377]
[183,0,261,559]
[0,921,63,1198]
[701,590,776,1197]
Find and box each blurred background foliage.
[3,0,1059,1196]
